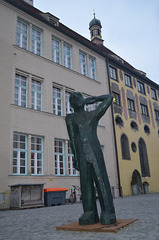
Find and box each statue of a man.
[65,92,116,225]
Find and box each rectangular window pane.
[68,141,78,176]
[125,74,132,87]
[151,88,157,100]
[64,44,72,69]
[15,74,27,107]
[140,104,148,116]
[31,80,42,111]
[54,139,65,175]
[52,38,61,64]
[155,110,159,120]
[13,133,27,175]
[65,91,73,114]
[79,52,87,76]
[32,27,42,56]
[109,66,117,80]
[31,136,43,175]
[89,56,96,80]
[112,92,120,106]
[137,81,145,94]
[53,87,62,116]
[16,19,28,50]
[127,99,135,111]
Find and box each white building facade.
[0,0,119,208]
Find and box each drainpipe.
[105,57,122,197]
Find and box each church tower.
[89,13,104,45]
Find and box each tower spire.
[89,12,104,45]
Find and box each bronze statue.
[65,92,116,225]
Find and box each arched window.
[121,134,130,160]
[138,138,150,177]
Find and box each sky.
[34,0,159,85]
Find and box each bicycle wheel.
[69,192,76,203]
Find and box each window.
[31,80,42,111]
[109,66,117,80]
[137,81,145,94]
[151,88,157,100]
[52,38,61,64]
[138,138,150,177]
[13,133,27,174]
[68,142,78,176]
[92,102,101,125]
[154,110,159,120]
[127,98,135,111]
[14,74,27,107]
[31,136,43,175]
[140,104,148,116]
[84,104,91,112]
[112,92,120,106]
[32,27,42,56]
[121,134,130,160]
[54,139,65,175]
[53,87,62,116]
[16,19,28,50]
[65,91,73,114]
[125,74,132,87]
[64,44,72,69]
[79,52,87,76]
[89,56,96,80]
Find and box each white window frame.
[64,43,72,69]
[125,74,132,87]
[127,98,135,111]
[14,73,27,107]
[79,51,87,76]
[137,80,145,94]
[53,87,63,116]
[89,56,96,80]
[140,104,149,116]
[154,110,159,120]
[13,133,27,175]
[109,66,117,80]
[32,26,42,56]
[54,139,65,176]
[52,37,61,64]
[65,91,73,114]
[68,141,78,176]
[16,18,29,50]
[112,92,120,106]
[31,80,43,111]
[151,88,157,100]
[31,136,43,175]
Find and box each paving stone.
[0,193,159,240]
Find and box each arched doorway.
[131,169,142,194]
[138,138,150,177]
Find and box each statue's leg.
[79,161,99,225]
[92,162,116,225]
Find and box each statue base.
[56,219,138,233]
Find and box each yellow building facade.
[108,61,159,196]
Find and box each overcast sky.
[34,0,159,85]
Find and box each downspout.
[105,57,122,197]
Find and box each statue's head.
[70,92,85,110]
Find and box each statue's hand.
[73,159,79,171]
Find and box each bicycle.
[69,185,82,203]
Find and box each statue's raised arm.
[85,94,113,121]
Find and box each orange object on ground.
[44,188,68,192]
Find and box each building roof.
[89,15,102,29]
[3,0,159,89]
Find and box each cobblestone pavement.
[0,193,159,240]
